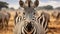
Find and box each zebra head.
[14,0,50,34]
[19,0,39,19]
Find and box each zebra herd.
[13,0,50,34]
[0,0,60,34]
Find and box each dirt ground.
[0,11,15,34]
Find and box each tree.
[10,7,15,10]
[0,1,8,10]
[37,5,53,10]
[44,5,53,10]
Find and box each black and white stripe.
[37,12,50,34]
[15,16,22,25]
[14,12,50,34]
[14,0,50,34]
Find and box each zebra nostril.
[25,22,33,32]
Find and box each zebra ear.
[19,0,24,8]
[33,0,39,8]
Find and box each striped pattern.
[37,12,50,34]
[14,0,50,34]
[14,12,50,34]
[15,16,22,25]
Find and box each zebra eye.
[32,17,36,21]
[23,17,26,20]
[24,18,25,19]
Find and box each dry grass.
[0,10,60,34]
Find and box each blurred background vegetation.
[0,1,9,10]
[0,1,60,11]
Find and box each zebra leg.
[2,18,5,30]
[7,20,9,30]
[5,19,9,30]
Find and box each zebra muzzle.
[23,26,36,34]
[25,22,34,32]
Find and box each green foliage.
[10,7,15,10]
[37,5,53,10]
[44,5,53,10]
[0,1,9,10]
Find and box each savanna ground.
[0,10,60,34]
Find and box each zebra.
[52,11,60,19]
[0,9,10,29]
[14,11,24,25]
[13,0,50,34]
[15,16,22,25]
